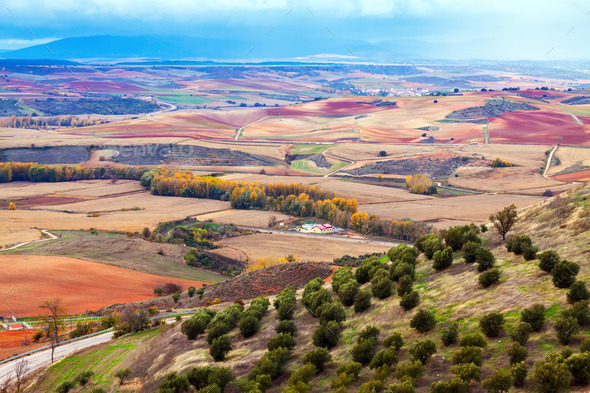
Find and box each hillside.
[21,184,590,393]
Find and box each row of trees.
[0,162,148,183]
[0,114,107,130]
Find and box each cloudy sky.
[1,0,589,60]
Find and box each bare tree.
[0,372,13,393]
[39,299,67,363]
[14,359,28,392]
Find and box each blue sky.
[1,0,589,60]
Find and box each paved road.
[0,332,113,385]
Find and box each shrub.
[400,290,420,311]
[388,381,416,393]
[395,360,424,381]
[172,291,181,303]
[372,277,394,297]
[32,330,44,343]
[521,304,546,332]
[568,281,590,304]
[267,333,296,352]
[55,381,76,393]
[409,339,437,364]
[312,321,341,349]
[354,289,372,312]
[415,234,439,253]
[552,260,580,288]
[581,338,590,353]
[555,316,579,345]
[355,257,383,283]
[75,371,94,385]
[433,247,454,270]
[332,266,354,293]
[187,286,196,297]
[430,378,469,393]
[338,280,359,307]
[538,250,560,272]
[317,302,346,324]
[210,335,232,361]
[159,372,190,393]
[441,322,459,346]
[506,235,532,255]
[383,332,404,350]
[453,346,483,366]
[511,361,527,387]
[459,333,487,348]
[115,368,132,384]
[479,268,501,288]
[476,248,496,272]
[288,363,317,387]
[303,348,332,372]
[462,241,481,263]
[239,315,260,338]
[444,224,480,251]
[358,325,380,341]
[180,316,207,340]
[480,313,504,338]
[451,363,481,382]
[423,236,444,259]
[565,352,590,385]
[522,245,538,261]
[370,348,398,368]
[303,288,332,317]
[353,337,378,365]
[397,275,414,296]
[509,322,533,345]
[482,368,513,393]
[276,320,297,335]
[508,342,527,364]
[410,309,436,333]
[359,380,385,393]
[534,354,572,393]
[569,300,590,325]
[249,347,290,380]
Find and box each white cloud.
[0,38,58,50]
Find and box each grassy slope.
[26,184,590,392]
[1,230,227,283]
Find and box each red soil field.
[0,330,40,349]
[489,110,590,145]
[63,81,147,92]
[552,170,590,182]
[0,255,210,317]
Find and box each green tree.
[159,372,190,393]
[453,346,483,366]
[441,322,459,346]
[479,268,501,288]
[210,335,232,361]
[409,339,437,364]
[115,368,132,385]
[489,204,518,240]
[535,354,572,393]
[354,289,372,312]
[476,248,496,272]
[565,352,590,385]
[567,281,590,304]
[511,361,527,387]
[552,260,580,288]
[338,280,359,307]
[302,348,332,372]
[451,363,481,382]
[508,342,527,364]
[187,286,196,297]
[509,322,533,345]
[239,315,260,338]
[267,333,297,352]
[555,316,579,345]
[383,332,404,350]
[433,247,454,271]
[480,313,504,338]
[410,309,436,333]
[400,290,420,311]
[482,368,513,393]
[538,250,560,272]
[521,304,546,331]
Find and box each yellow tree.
[8,202,16,210]
[350,212,369,231]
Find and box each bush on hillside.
[433,247,454,271]
[538,250,560,272]
[302,348,332,372]
[568,281,590,304]
[410,309,436,333]
[370,348,398,369]
[276,320,297,336]
[482,369,513,393]
[312,321,342,349]
[352,337,378,365]
[508,341,528,364]
[452,346,483,366]
[267,333,296,352]
[430,378,469,393]
[552,260,580,288]
[409,339,437,365]
[555,316,579,345]
[354,289,372,312]
[462,241,481,263]
[511,361,527,387]
[479,268,501,288]
[400,290,420,311]
[239,315,260,338]
[441,322,459,346]
[534,354,572,393]
[480,313,504,338]
[510,322,533,345]
[521,304,546,332]
[210,335,232,361]
[383,332,404,350]
[476,248,495,272]
[459,333,487,348]
[397,274,414,296]
[338,280,359,306]
[451,363,481,382]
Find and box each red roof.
[9,323,24,329]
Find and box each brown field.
[0,254,207,317]
[209,232,392,262]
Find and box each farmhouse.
[312,224,333,233]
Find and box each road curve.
[0,332,113,385]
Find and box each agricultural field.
[1,230,227,282]
[0,254,204,317]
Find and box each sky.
[1,0,589,60]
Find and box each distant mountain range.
[0,35,436,62]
